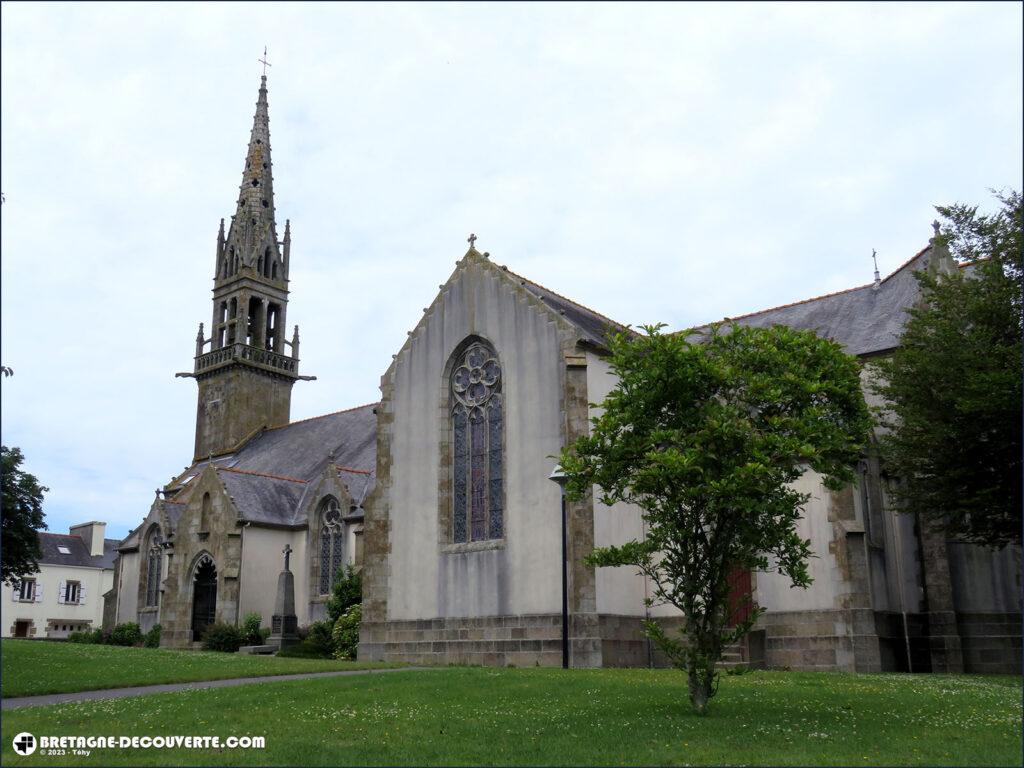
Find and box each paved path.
[2,667,435,711]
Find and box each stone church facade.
[110,75,1021,673]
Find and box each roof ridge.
[265,402,379,432]
[725,282,872,324]
[692,243,934,330]
[337,465,372,475]
[500,263,629,332]
[216,466,307,484]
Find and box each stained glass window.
[450,340,503,542]
[145,527,163,607]
[319,498,344,594]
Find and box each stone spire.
[188,72,303,461]
[222,75,280,275]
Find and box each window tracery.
[450,340,503,542]
[319,497,344,595]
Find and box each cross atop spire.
[259,46,272,78]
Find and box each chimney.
[70,521,106,557]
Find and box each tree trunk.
[686,658,715,715]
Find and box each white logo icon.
[13,733,37,756]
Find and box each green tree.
[326,564,362,623]
[560,323,872,714]
[1,445,48,585]
[872,191,1022,548]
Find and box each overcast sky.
[2,2,1021,541]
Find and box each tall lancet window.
[145,526,163,607]
[319,497,344,595]
[450,339,504,543]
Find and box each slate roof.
[117,500,185,552]
[161,500,185,529]
[207,403,377,480]
[714,246,932,357]
[336,467,374,507]
[499,262,631,347]
[38,532,119,569]
[156,403,378,531]
[215,467,308,527]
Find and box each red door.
[727,567,753,627]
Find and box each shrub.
[332,603,362,660]
[68,628,102,644]
[277,621,335,659]
[143,624,162,648]
[107,622,143,647]
[241,612,264,646]
[326,565,363,623]
[200,622,243,653]
[305,620,335,657]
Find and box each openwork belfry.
[319,497,344,594]
[450,339,503,542]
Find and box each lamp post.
[548,464,569,669]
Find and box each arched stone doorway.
[191,557,217,642]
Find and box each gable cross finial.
[468,233,477,249]
[932,220,941,237]
[259,46,272,77]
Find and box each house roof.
[708,245,933,357]
[38,532,119,569]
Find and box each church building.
[109,75,1021,673]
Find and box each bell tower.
[186,74,302,459]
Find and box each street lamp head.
[548,464,567,486]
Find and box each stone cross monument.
[268,544,299,649]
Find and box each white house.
[3,522,118,638]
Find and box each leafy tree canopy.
[872,190,1022,548]
[1,445,49,585]
[560,323,872,714]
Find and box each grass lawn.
[0,640,399,698]
[1,646,1020,767]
